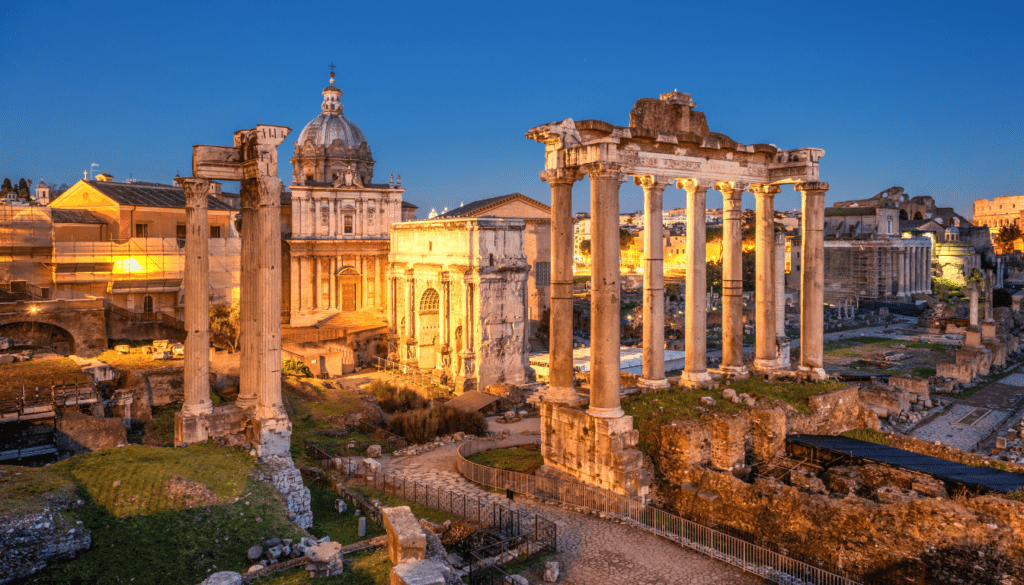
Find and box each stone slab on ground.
[911,404,1007,452]
[382,506,426,565]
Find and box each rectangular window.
[135,223,149,238]
[176,224,186,239]
[210,225,221,238]
[536,262,551,286]
[344,215,353,234]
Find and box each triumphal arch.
[527,91,827,496]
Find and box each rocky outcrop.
[0,502,91,584]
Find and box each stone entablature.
[288,185,402,240]
[388,217,530,394]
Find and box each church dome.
[292,70,376,186]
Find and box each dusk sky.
[2,1,1022,217]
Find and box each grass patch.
[0,464,77,516]
[306,479,385,545]
[840,428,891,445]
[0,356,86,394]
[466,445,544,475]
[54,443,253,518]
[911,367,937,378]
[143,401,182,446]
[97,349,181,372]
[29,474,303,585]
[250,549,392,584]
[823,336,949,357]
[285,386,376,467]
[349,483,456,526]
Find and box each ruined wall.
[55,411,128,453]
[124,366,184,422]
[0,501,91,584]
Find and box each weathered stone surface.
[388,559,447,585]
[304,541,343,577]
[382,506,426,565]
[789,468,827,494]
[55,411,127,453]
[199,571,242,585]
[366,444,382,458]
[261,456,312,529]
[544,560,559,582]
[246,545,263,562]
[0,503,92,584]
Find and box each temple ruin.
[526,91,826,496]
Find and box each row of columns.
[179,175,287,424]
[543,165,830,418]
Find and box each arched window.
[419,288,440,314]
[914,212,923,220]
[143,295,154,313]
[899,209,908,221]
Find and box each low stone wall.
[260,455,313,530]
[55,410,127,453]
[0,502,91,584]
[124,366,184,422]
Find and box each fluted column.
[637,175,670,389]
[236,179,259,410]
[329,257,337,310]
[911,247,920,294]
[255,175,285,420]
[715,180,747,377]
[775,231,787,338]
[180,178,213,418]
[405,273,416,363]
[586,163,625,417]
[924,246,932,293]
[897,249,907,298]
[751,184,781,372]
[679,178,714,388]
[540,168,582,404]
[797,182,829,380]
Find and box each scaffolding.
[0,206,54,300]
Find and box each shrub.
[282,358,313,377]
[367,380,430,413]
[386,404,488,444]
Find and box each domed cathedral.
[285,70,415,334]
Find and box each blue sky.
[2,1,1022,217]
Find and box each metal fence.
[456,438,860,585]
[308,443,556,552]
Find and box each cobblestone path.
[384,438,761,585]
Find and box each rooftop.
[79,180,235,211]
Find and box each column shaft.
[541,170,580,404]
[290,255,300,317]
[638,176,669,388]
[798,182,829,379]
[680,179,712,387]
[753,185,780,371]
[717,182,746,375]
[181,178,213,417]
[255,176,285,420]
[897,249,906,297]
[237,180,259,410]
[588,165,625,417]
[775,231,786,335]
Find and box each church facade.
[284,72,411,328]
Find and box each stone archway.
[899,209,908,221]
[418,288,440,370]
[0,321,76,355]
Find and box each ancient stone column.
[751,184,781,372]
[236,180,259,411]
[255,176,286,421]
[775,231,786,335]
[985,270,995,322]
[587,163,625,417]
[290,255,301,316]
[897,248,907,298]
[405,273,416,363]
[314,255,323,310]
[797,182,829,380]
[180,178,213,423]
[715,181,746,377]
[637,175,669,389]
[679,178,714,388]
[969,282,980,326]
[924,246,932,293]
[541,168,582,404]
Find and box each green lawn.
[307,480,385,545]
[16,444,304,585]
[466,445,544,475]
[348,483,457,526]
[823,336,949,357]
[0,464,77,516]
[142,401,182,446]
[0,356,87,394]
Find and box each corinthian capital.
[714,180,748,199]
[749,183,781,197]
[580,162,624,180]
[540,168,581,185]
[176,177,211,208]
[633,174,670,192]
[675,177,715,194]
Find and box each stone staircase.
[521,382,545,405]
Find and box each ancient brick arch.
[0,300,108,357]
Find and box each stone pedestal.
[540,403,650,497]
[173,412,209,445]
[250,416,293,457]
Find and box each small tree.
[0,178,10,194]
[209,301,241,351]
[619,229,635,251]
[579,239,591,257]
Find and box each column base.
[174,412,209,445]
[637,377,671,390]
[797,365,829,380]
[249,415,293,457]
[587,405,625,419]
[714,365,749,379]
[542,385,583,406]
[234,395,258,411]
[181,399,214,418]
[753,357,788,373]
[679,370,714,389]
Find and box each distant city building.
[972,195,1024,230]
